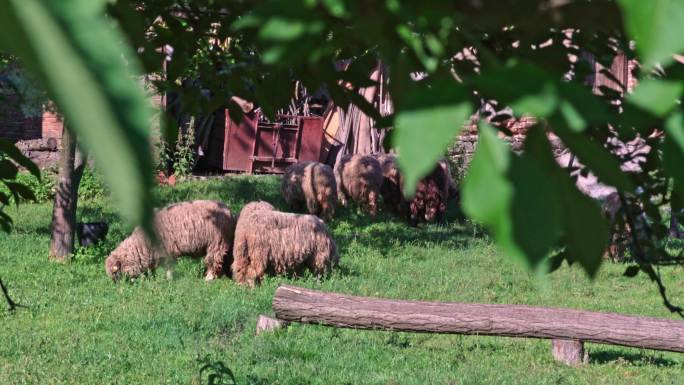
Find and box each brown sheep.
[375,153,408,216]
[437,158,459,202]
[375,155,456,225]
[105,200,236,281]
[231,201,338,287]
[409,166,449,226]
[282,161,337,221]
[334,154,383,216]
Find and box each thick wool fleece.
[282,161,337,220]
[105,200,236,280]
[232,201,338,286]
[334,154,383,216]
[375,154,407,216]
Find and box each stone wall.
[448,119,568,180]
[15,137,61,169]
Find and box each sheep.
[375,154,456,225]
[281,161,337,221]
[231,201,338,287]
[375,153,408,216]
[334,154,383,216]
[105,200,236,281]
[409,167,449,226]
[437,158,459,202]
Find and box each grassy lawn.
[1,175,683,384]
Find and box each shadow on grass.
[332,213,481,259]
[155,175,287,211]
[589,349,681,367]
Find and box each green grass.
[1,175,684,385]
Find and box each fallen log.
[273,285,684,353]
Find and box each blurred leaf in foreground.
[0,0,154,230]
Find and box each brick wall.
[41,110,63,138]
[0,95,44,141]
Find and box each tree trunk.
[273,285,684,353]
[49,126,87,261]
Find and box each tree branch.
[618,193,684,317]
[0,276,22,311]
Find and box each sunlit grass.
[1,175,683,384]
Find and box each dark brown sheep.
[408,160,457,226]
[375,153,408,216]
[409,168,448,226]
[334,154,383,216]
[231,201,339,286]
[282,161,337,220]
[105,200,236,281]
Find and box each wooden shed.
[203,110,325,174]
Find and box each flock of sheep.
[104,154,458,285]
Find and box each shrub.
[5,166,108,204]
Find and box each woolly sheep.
[334,154,383,216]
[105,200,236,281]
[231,201,338,286]
[282,161,337,220]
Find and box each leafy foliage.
[1,177,684,383]
[0,0,154,233]
[1,0,684,312]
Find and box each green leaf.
[473,61,558,118]
[663,112,684,193]
[619,0,684,69]
[0,139,40,180]
[394,81,472,196]
[558,182,608,278]
[0,159,19,180]
[0,0,154,230]
[551,116,634,192]
[508,129,564,267]
[0,192,9,206]
[463,124,607,276]
[4,181,36,202]
[627,79,683,117]
[462,123,525,263]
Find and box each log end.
[551,339,587,366]
[256,315,287,335]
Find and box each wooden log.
[256,315,287,335]
[273,285,684,353]
[551,339,586,366]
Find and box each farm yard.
[3,1,684,385]
[1,175,683,385]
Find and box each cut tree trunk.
[255,315,287,335]
[551,339,586,366]
[49,126,87,261]
[273,285,684,353]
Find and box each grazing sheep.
[105,200,236,281]
[376,154,408,216]
[334,154,383,216]
[375,155,456,225]
[232,201,338,286]
[408,164,450,226]
[437,158,459,202]
[282,161,337,220]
